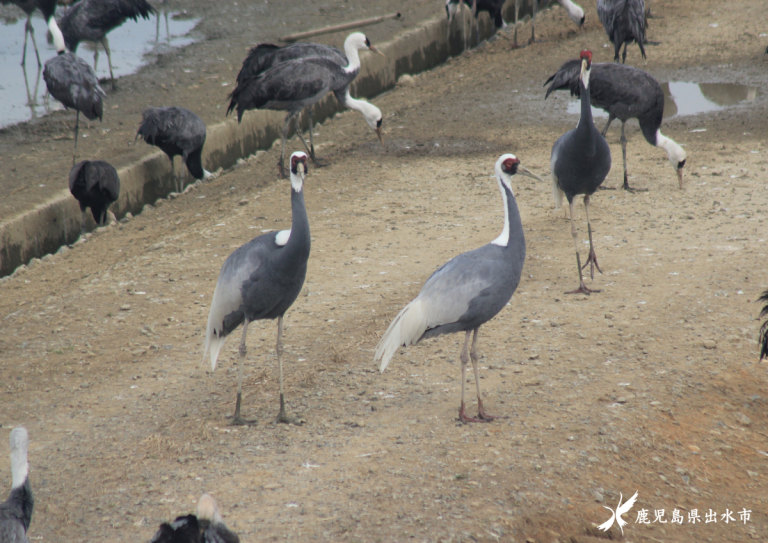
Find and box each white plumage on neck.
[581,63,591,90]
[491,158,515,247]
[49,18,65,53]
[9,427,29,489]
[558,0,585,25]
[342,90,382,129]
[290,168,304,193]
[275,230,291,246]
[655,129,686,166]
[342,34,365,74]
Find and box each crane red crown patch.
[580,50,593,62]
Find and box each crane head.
[496,154,544,184]
[290,152,308,177]
[501,156,520,176]
[579,50,592,68]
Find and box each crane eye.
[502,158,519,174]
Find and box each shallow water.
[0,11,199,128]
[566,81,758,119]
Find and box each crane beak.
[369,45,386,57]
[518,165,544,183]
[375,126,384,147]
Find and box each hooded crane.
[544,59,686,191]
[2,0,59,67]
[512,0,585,48]
[69,160,120,232]
[0,428,33,543]
[597,0,646,63]
[203,152,311,425]
[551,50,611,295]
[136,107,212,193]
[227,32,384,178]
[759,289,768,361]
[43,34,106,165]
[230,35,384,167]
[374,154,542,423]
[149,494,239,543]
[445,0,506,49]
[58,0,157,89]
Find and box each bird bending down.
[0,428,34,543]
[58,0,157,89]
[758,290,768,361]
[226,32,384,178]
[375,154,542,423]
[136,107,212,193]
[203,152,311,425]
[513,0,584,48]
[544,59,686,191]
[149,494,239,543]
[597,0,646,63]
[228,35,383,167]
[446,0,506,48]
[43,30,106,165]
[69,160,120,232]
[551,50,612,295]
[2,0,59,67]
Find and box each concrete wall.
[0,0,538,277]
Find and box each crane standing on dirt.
[597,0,646,63]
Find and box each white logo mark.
[598,491,639,535]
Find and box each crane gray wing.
[239,58,337,111]
[596,0,614,34]
[543,58,581,99]
[43,53,106,120]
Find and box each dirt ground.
[2,0,768,542]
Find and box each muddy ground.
[2,0,768,542]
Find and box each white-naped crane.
[550,50,612,295]
[203,152,311,426]
[2,0,59,66]
[375,154,542,423]
[445,0,507,48]
[149,494,239,543]
[230,35,383,168]
[544,59,687,191]
[136,106,212,193]
[58,0,157,89]
[43,37,106,165]
[512,0,585,48]
[226,32,384,178]
[759,290,768,361]
[0,428,33,543]
[597,0,646,63]
[69,160,120,231]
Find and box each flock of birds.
[2,0,768,541]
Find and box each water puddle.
[566,82,758,119]
[0,10,199,129]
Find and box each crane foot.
[566,282,601,295]
[622,183,649,193]
[458,401,491,423]
[581,248,602,280]
[477,398,504,421]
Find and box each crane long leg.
[22,16,42,68]
[565,198,599,295]
[601,116,614,138]
[512,0,521,48]
[103,38,116,90]
[459,331,484,423]
[275,316,296,424]
[529,1,537,44]
[470,328,498,421]
[581,195,603,280]
[472,0,480,46]
[278,112,298,178]
[72,110,81,166]
[619,122,647,193]
[232,319,257,426]
[622,42,628,64]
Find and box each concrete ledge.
[0,0,538,277]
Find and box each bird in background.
[597,0,646,63]
[543,59,686,191]
[2,0,59,67]
[375,154,542,423]
[42,25,106,165]
[512,0,585,48]
[136,106,212,193]
[598,491,638,534]
[229,34,384,167]
[149,494,239,543]
[0,428,34,543]
[445,0,507,49]
[69,160,120,232]
[226,32,384,178]
[204,152,311,425]
[550,50,612,295]
[58,0,157,89]
[758,290,768,361]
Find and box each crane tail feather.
[202,333,227,372]
[374,299,428,372]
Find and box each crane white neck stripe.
[491,182,512,247]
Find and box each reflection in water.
[0,11,199,128]
[567,81,758,119]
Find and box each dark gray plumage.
[43,50,106,162]
[58,0,156,88]
[69,160,120,230]
[0,428,33,543]
[136,106,210,193]
[204,152,311,425]
[1,0,58,66]
[597,0,646,63]
[375,154,542,423]
[550,51,611,295]
[227,32,383,178]
[544,59,687,191]
[149,495,239,543]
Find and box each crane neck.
[342,43,362,74]
[491,179,523,249]
[49,17,66,53]
[284,181,310,255]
